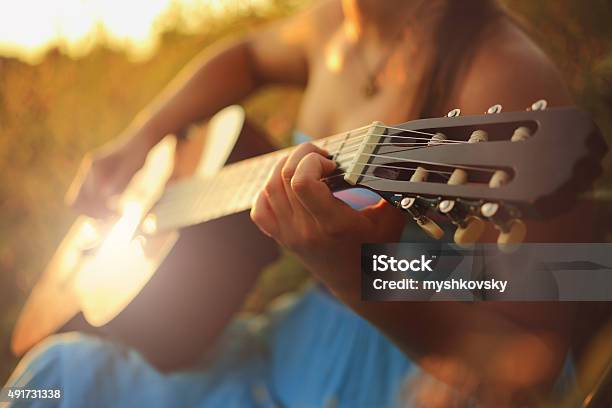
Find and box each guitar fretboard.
[150,127,368,231]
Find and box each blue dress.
[4,131,415,408]
[6,288,415,408]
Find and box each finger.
[291,152,355,226]
[250,190,280,239]
[263,156,293,222]
[282,142,330,183]
[282,143,330,212]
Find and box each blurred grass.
[0,0,611,383]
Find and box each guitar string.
[313,130,473,167]
[155,168,453,226]
[329,137,463,159]
[153,139,496,214]
[332,137,467,161]
[155,127,467,206]
[320,120,480,150]
[153,151,487,219]
[319,128,468,152]
[240,122,474,173]
[331,151,498,175]
[312,119,478,151]
[152,124,498,221]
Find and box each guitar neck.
[150,128,364,232]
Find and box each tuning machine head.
[399,196,444,240]
[447,108,461,118]
[486,104,503,114]
[529,99,548,111]
[438,199,485,246]
[481,202,526,251]
[511,126,532,142]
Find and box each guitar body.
[12,106,279,369]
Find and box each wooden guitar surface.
[11,106,279,369]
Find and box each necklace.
[355,2,426,99]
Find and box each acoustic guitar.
[11,102,606,370]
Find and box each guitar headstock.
[334,102,607,248]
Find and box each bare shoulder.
[452,18,572,114]
[291,0,344,55]
[273,0,343,51]
[246,0,342,85]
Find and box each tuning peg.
[410,166,428,182]
[454,216,486,246]
[447,108,461,117]
[489,170,509,188]
[430,132,447,144]
[400,197,444,240]
[511,126,531,142]
[446,130,487,185]
[486,104,502,114]
[417,217,445,240]
[481,202,500,219]
[480,202,526,251]
[468,129,488,143]
[497,219,527,252]
[442,129,489,245]
[529,99,548,111]
[448,169,467,185]
[439,200,485,246]
[410,133,447,183]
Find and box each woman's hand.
[250,142,406,296]
[65,131,154,218]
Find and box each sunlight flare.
[0,0,269,63]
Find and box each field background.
[1,0,611,382]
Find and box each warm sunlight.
[73,136,176,326]
[0,0,269,63]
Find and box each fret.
[243,159,267,207]
[193,179,214,216]
[218,167,236,215]
[214,171,232,218]
[246,161,263,198]
[314,136,329,152]
[199,177,214,205]
[228,162,251,214]
[205,175,223,217]
[210,176,227,218]
[225,161,246,214]
[331,131,351,161]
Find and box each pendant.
[362,75,378,98]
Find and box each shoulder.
[298,0,344,54]
[246,0,342,85]
[450,18,572,115]
[275,0,343,52]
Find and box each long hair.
[420,0,505,117]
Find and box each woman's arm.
[67,3,324,215]
[250,20,577,404]
[133,18,314,150]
